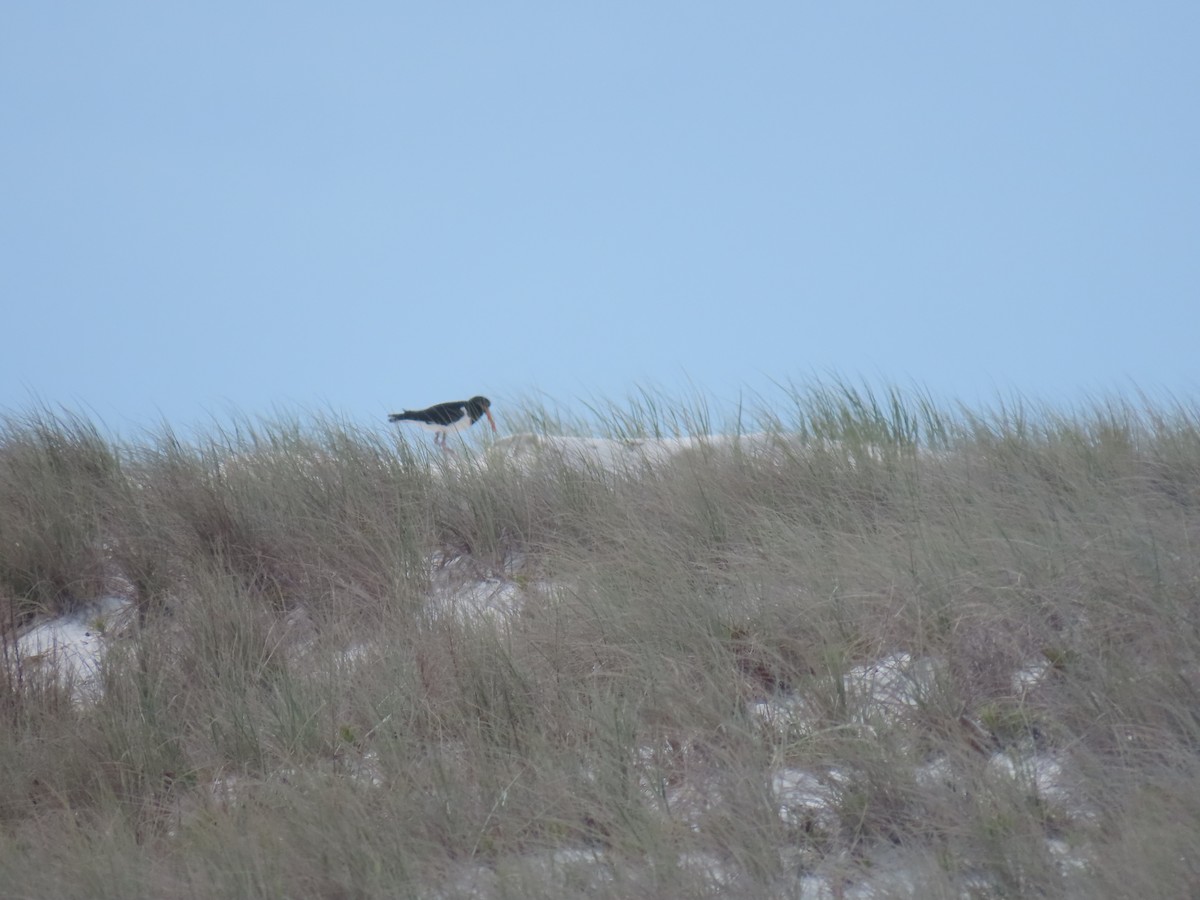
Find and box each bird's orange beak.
[485,407,497,433]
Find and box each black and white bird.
[388,396,497,449]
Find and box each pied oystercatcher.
[388,396,497,448]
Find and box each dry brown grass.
[1,384,1198,897]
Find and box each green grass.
[1,382,1199,898]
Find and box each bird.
[388,396,497,449]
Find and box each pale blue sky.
[3,3,1197,434]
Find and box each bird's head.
[470,396,497,432]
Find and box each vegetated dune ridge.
[2,387,1198,899]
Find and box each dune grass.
[1,383,1198,898]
